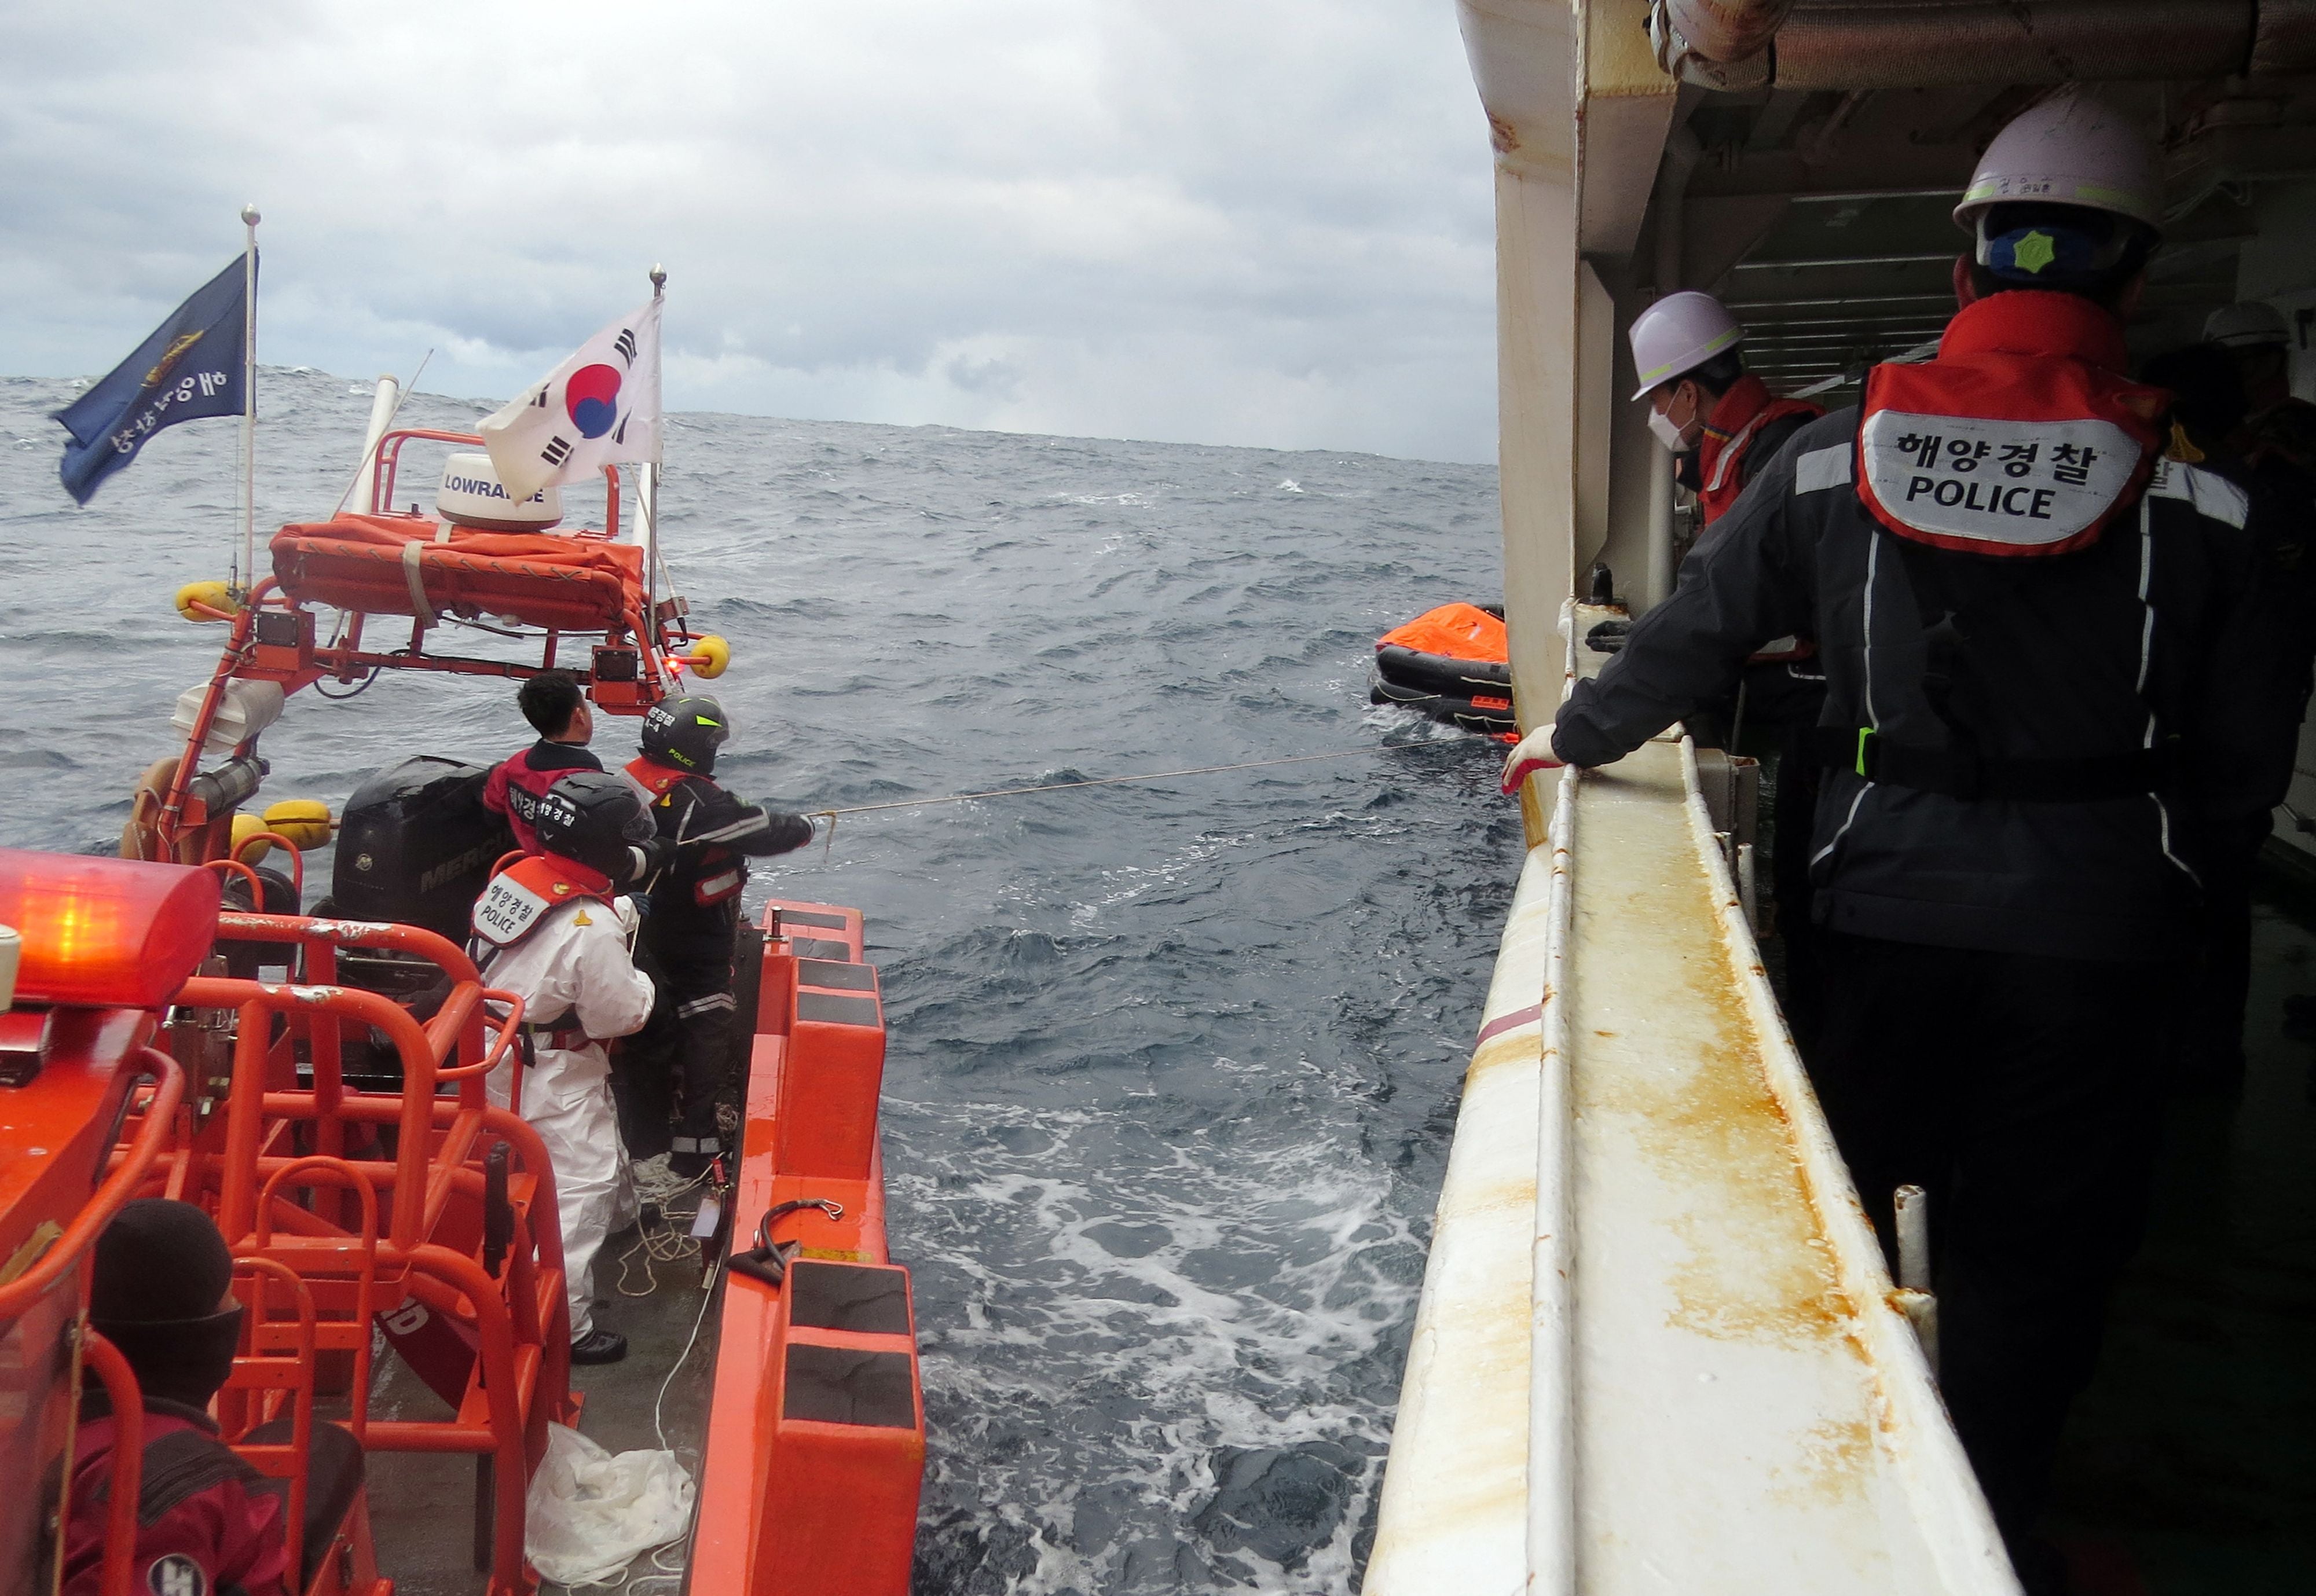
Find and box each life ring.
[120,755,237,865]
[120,757,181,863]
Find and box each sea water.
[0,369,1523,1593]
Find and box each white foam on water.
[889,1089,1428,1592]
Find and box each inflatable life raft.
[1370,602,1517,737]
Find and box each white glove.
[1500,727,1566,794]
[612,894,642,940]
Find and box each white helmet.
[2204,302,2290,350]
[1953,89,2162,234]
[1629,291,1745,402]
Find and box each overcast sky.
[1,2,1497,463]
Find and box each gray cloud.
[1,1,1496,461]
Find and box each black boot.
[669,1135,719,1182]
[570,1326,628,1365]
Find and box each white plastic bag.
[525,1422,695,1587]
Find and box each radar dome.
[436,453,561,531]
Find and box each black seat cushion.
[244,1418,366,1590]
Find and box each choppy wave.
[0,368,1519,1594]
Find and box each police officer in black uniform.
[620,696,816,1179]
[1501,91,2280,1591]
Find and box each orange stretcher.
[271,515,646,635]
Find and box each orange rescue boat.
[6,423,922,1595]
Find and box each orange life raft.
[1370,601,1517,736]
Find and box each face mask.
[93,1305,245,1409]
[1647,384,1701,454]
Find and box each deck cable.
[615,1158,713,1296]
[607,1222,725,1594]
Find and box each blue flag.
[53,252,252,505]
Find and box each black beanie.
[89,1198,244,1409]
[91,1199,232,1322]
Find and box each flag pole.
[237,203,261,598]
[644,262,666,627]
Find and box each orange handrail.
[180,977,449,1253]
[80,1330,145,1596]
[228,1254,319,1583]
[215,911,480,985]
[371,427,622,541]
[203,856,266,903]
[230,831,305,897]
[251,1155,379,1444]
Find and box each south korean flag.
[479,296,662,502]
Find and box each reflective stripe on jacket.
[1553,291,2280,962]
[624,757,814,973]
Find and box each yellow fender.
[262,798,334,850]
[175,580,237,622]
[688,634,731,680]
[229,812,273,865]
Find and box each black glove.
[626,891,653,921]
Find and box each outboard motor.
[332,756,513,944]
[325,757,513,1089]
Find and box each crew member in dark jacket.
[1630,289,1831,1025]
[60,1201,309,1596]
[1503,91,2275,1593]
[2205,300,2316,474]
[2142,340,2316,1092]
[482,670,601,854]
[1630,288,1826,529]
[620,695,815,1177]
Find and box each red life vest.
[1697,375,1825,526]
[470,853,615,950]
[624,756,745,908]
[624,755,686,804]
[482,740,602,854]
[1855,291,2165,558]
[1691,376,1827,663]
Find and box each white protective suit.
[474,890,655,1340]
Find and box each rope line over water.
[808,739,1456,842]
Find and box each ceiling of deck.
[1656,78,2316,395]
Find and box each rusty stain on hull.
[1774,1415,1880,1508]
[1372,711,2017,1594]
[1573,755,1850,1352]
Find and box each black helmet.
[640,695,731,776]
[534,771,657,883]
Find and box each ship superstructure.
[1375,5,2316,1590]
